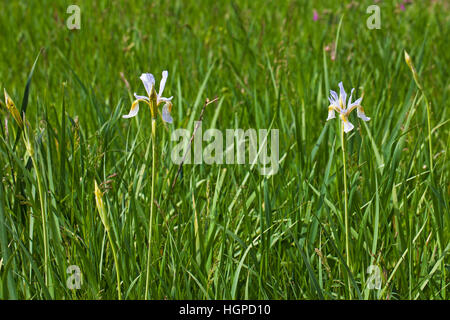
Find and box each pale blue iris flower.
[327,82,370,133]
[123,71,173,123]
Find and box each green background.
[0,0,448,299]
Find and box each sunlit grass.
[0,0,448,300]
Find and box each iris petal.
[140,73,155,96]
[357,107,371,121]
[351,97,363,108]
[343,120,354,133]
[159,70,168,97]
[134,93,149,101]
[157,96,173,105]
[347,88,355,108]
[340,114,354,133]
[330,90,338,101]
[123,101,140,118]
[162,103,173,123]
[338,82,347,109]
[327,109,336,121]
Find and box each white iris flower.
[327,82,370,133]
[123,71,173,123]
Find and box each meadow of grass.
[0,0,448,300]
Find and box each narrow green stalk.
[31,156,48,286]
[108,232,122,300]
[404,51,441,297]
[94,180,121,299]
[423,95,445,299]
[24,130,49,289]
[145,118,157,300]
[424,95,433,174]
[404,51,433,174]
[340,123,351,298]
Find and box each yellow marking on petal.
[346,104,359,116]
[339,97,344,110]
[329,105,340,114]
[133,98,152,111]
[340,114,350,126]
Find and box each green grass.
[0,0,448,300]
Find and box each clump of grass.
[94,180,122,299]
[0,0,448,300]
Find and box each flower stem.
[145,118,157,300]
[31,155,49,287]
[108,231,122,300]
[25,129,50,291]
[340,123,351,298]
[424,95,433,174]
